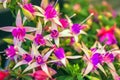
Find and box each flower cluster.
[0,0,120,80]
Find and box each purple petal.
[54,48,65,60]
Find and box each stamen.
[80,13,94,25]
[70,13,76,18]
[54,0,59,7]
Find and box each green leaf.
[3,38,13,44]
[77,73,83,80]
[86,75,100,80]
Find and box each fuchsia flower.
[0,10,36,46]
[44,5,57,19]
[81,42,106,76]
[50,30,59,38]
[18,2,36,20]
[12,28,26,41]
[81,41,120,79]
[34,34,46,46]
[22,54,32,62]
[97,25,117,45]
[5,46,17,59]
[32,70,48,80]
[71,23,81,34]
[59,18,69,28]
[23,3,35,14]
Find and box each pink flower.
[44,5,57,19]
[34,34,46,46]
[0,10,36,45]
[32,70,48,80]
[12,28,26,41]
[5,46,17,59]
[97,25,117,45]
[23,3,35,14]
[50,30,59,38]
[0,71,9,80]
[59,18,69,28]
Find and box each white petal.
[34,12,44,17]
[13,60,27,70]
[24,26,36,32]
[34,5,45,14]
[17,46,28,55]
[59,29,73,37]
[80,30,87,35]
[16,10,22,27]
[60,58,66,66]
[53,17,62,26]
[54,38,59,47]
[43,49,54,61]
[51,22,58,30]
[31,44,40,57]
[36,20,42,34]
[0,26,15,32]
[41,63,51,78]
[74,35,78,43]
[83,62,93,76]
[23,62,39,73]
[66,56,82,59]
[97,64,106,76]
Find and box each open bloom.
[0,10,36,46]
[97,25,117,45]
[81,42,106,76]
[81,41,120,79]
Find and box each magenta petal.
[54,48,65,60]
[0,26,15,32]
[16,10,23,27]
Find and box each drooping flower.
[97,25,117,45]
[59,18,69,28]
[18,2,36,20]
[54,48,65,60]
[32,68,56,80]
[44,5,57,19]
[34,34,46,46]
[23,3,35,14]
[32,70,48,80]
[0,71,9,80]
[5,46,17,59]
[50,30,59,38]
[71,23,81,34]
[22,54,32,62]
